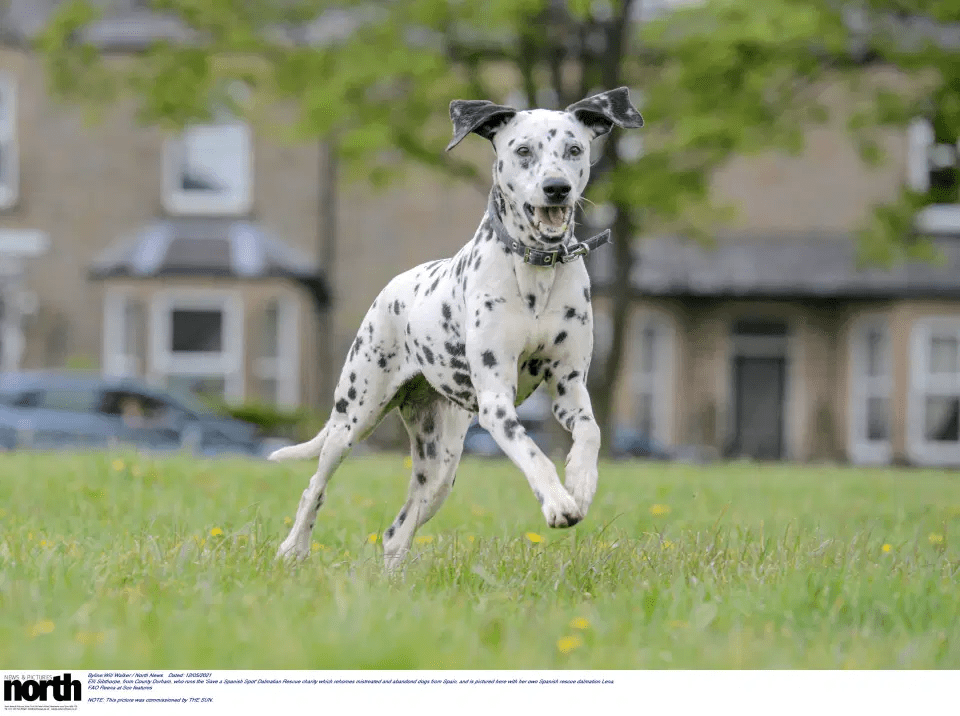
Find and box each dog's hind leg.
[382,397,472,570]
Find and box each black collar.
[486,192,611,268]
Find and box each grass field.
[0,451,958,669]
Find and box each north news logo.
[3,673,81,703]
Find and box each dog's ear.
[446,100,517,151]
[565,87,644,138]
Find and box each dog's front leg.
[475,384,582,528]
[548,377,601,517]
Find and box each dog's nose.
[542,178,571,203]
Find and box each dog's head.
[446,88,644,244]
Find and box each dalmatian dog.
[270,87,644,568]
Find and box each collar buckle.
[560,243,590,263]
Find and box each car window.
[38,388,96,412]
[99,391,182,427]
[0,390,41,408]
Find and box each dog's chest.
[511,255,557,319]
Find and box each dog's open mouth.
[524,204,573,240]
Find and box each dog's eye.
[515,146,531,157]
[568,145,583,157]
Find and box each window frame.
[161,122,253,216]
[907,116,960,233]
[0,72,19,210]
[252,296,301,407]
[148,289,244,402]
[847,314,892,465]
[908,316,960,466]
[629,309,676,447]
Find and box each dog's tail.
[268,427,328,462]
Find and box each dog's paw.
[541,489,583,528]
[565,471,597,518]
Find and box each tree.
[33,0,950,445]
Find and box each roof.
[593,232,960,300]
[89,217,330,305]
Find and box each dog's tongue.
[546,206,565,225]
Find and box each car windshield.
[161,386,213,416]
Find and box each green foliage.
[205,399,311,438]
[1,453,959,668]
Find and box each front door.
[732,355,786,459]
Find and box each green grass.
[1,452,958,669]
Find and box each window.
[150,291,244,402]
[102,291,145,377]
[252,297,300,407]
[908,116,960,232]
[908,318,960,465]
[0,73,18,209]
[162,123,252,216]
[848,316,892,465]
[630,312,675,445]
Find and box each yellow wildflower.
[650,504,671,517]
[662,540,674,549]
[367,533,379,544]
[415,535,434,545]
[209,527,224,538]
[283,516,293,526]
[525,532,544,544]
[569,617,590,630]
[111,459,125,472]
[29,620,55,637]
[403,456,413,469]
[881,543,892,553]
[74,631,107,646]
[311,541,322,552]
[928,533,945,547]
[557,635,583,654]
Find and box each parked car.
[0,371,284,458]
[610,426,716,463]
[462,388,553,457]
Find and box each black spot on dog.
[416,471,427,485]
[498,159,503,172]
[423,346,435,364]
[503,418,521,440]
[425,441,437,459]
[393,300,401,315]
[482,350,497,368]
[335,398,349,414]
[567,370,580,381]
[547,128,556,139]
[526,294,536,310]
[556,382,566,396]
[554,331,568,345]
[347,387,357,400]
[583,287,591,303]
[495,407,506,419]
[565,307,577,320]
[398,510,407,526]
[445,341,466,357]
[452,372,471,386]
[350,372,356,383]
[378,355,388,368]
[385,525,395,539]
